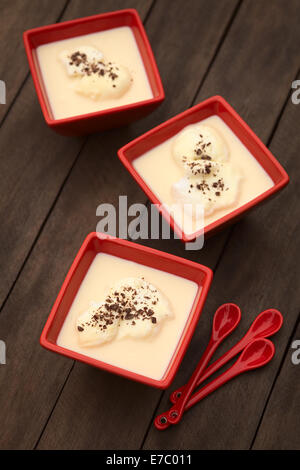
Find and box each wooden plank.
[144,4,300,446]
[0,0,298,451]
[0,0,241,450]
[0,0,153,312]
[0,0,68,124]
[0,0,153,450]
[36,0,300,450]
[128,0,300,272]
[133,0,300,265]
[253,320,300,450]
[0,0,239,311]
[0,78,85,309]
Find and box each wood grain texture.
[0,0,153,450]
[0,0,152,314]
[0,0,299,451]
[0,0,68,124]
[195,0,300,141]
[0,77,84,309]
[29,0,242,450]
[253,320,300,450]
[129,0,300,265]
[37,0,300,450]
[144,3,300,445]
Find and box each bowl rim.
[118,95,289,242]
[23,8,165,126]
[40,232,213,389]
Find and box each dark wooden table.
[0,0,299,450]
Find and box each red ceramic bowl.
[40,232,213,389]
[23,9,164,136]
[118,95,289,242]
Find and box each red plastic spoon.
[155,338,275,430]
[170,309,283,404]
[155,303,241,427]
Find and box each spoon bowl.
[162,303,241,426]
[155,338,275,430]
[169,308,283,405]
[212,303,241,341]
[248,309,283,340]
[237,338,275,370]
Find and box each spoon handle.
[187,339,275,410]
[155,359,243,430]
[155,336,217,429]
[171,309,283,404]
[155,339,275,430]
[165,303,241,425]
[170,335,249,404]
[167,337,219,424]
[185,361,243,410]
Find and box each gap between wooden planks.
[37,0,300,450]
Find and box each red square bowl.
[40,232,213,389]
[118,95,289,241]
[23,9,164,136]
